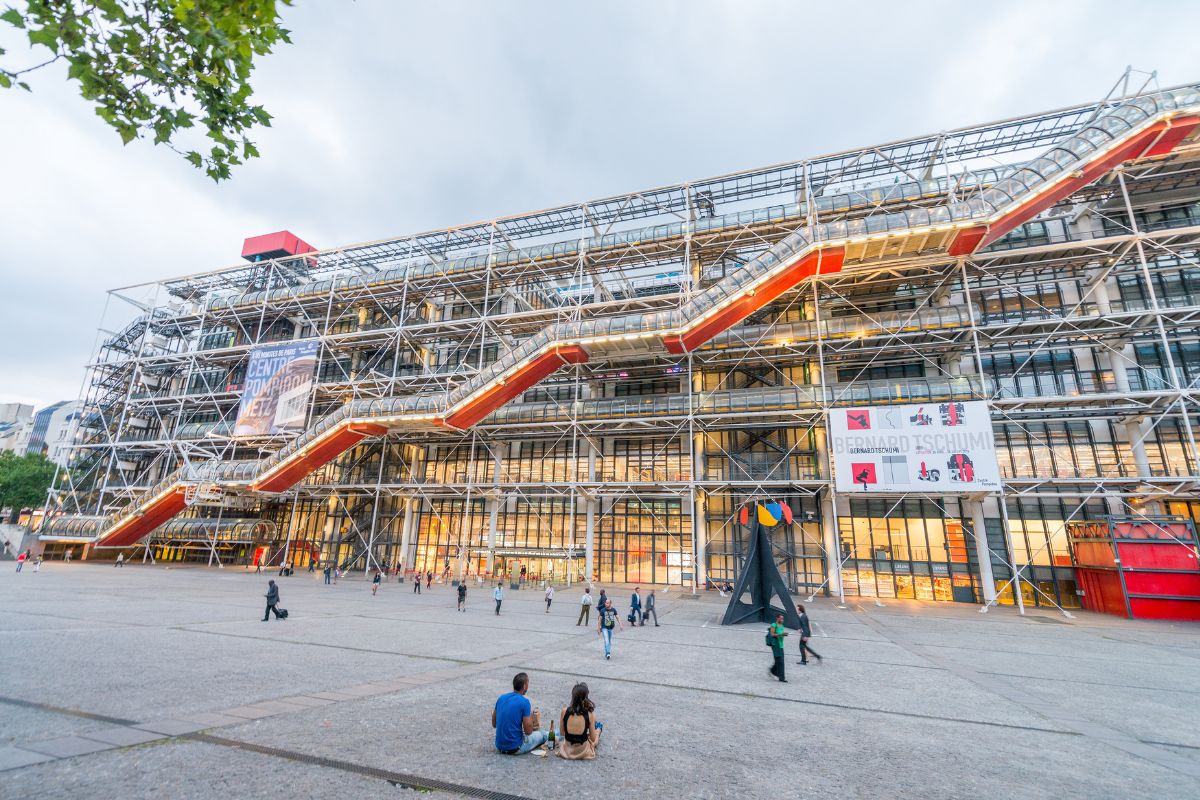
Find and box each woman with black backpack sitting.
[556,682,602,760]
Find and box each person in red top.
[15,549,28,572]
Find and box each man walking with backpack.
[797,604,823,665]
[596,598,623,660]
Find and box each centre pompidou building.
[40,82,1200,612]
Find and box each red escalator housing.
[96,486,189,548]
[977,115,1200,249]
[251,421,389,493]
[664,247,845,354]
[441,346,589,430]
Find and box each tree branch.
[5,54,64,76]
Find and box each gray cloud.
[2,0,1198,406]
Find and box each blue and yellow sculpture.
[721,501,802,630]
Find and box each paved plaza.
[0,564,1198,799]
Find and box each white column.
[1084,267,1112,316]
[819,491,842,598]
[1106,342,1132,394]
[486,496,500,576]
[814,425,842,598]
[692,431,707,591]
[1124,419,1151,478]
[398,498,417,574]
[968,497,998,604]
[584,438,597,582]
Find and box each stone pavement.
[1,564,1198,799]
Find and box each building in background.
[25,401,79,466]
[0,403,33,424]
[37,83,1200,612]
[0,403,33,455]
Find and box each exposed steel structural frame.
[76,101,1200,546]
[37,80,1200,609]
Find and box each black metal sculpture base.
[721,516,802,629]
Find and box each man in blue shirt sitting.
[492,672,547,755]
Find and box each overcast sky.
[2,0,1198,409]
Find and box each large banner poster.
[234,341,319,436]
[830,400,1001,493]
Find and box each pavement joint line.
[0,694,138,726]
[185,732,538,800]
[844,608,1200,640]
[872,637,1200,669]
[600,631,951,667]
[972,668,1200,696]
[855,609,1200,780]
[171,624,479,663]
[511,665,1079,736]
[305,691,361,701]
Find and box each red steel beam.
[1141,114,1200,157]
[947,226,988,257]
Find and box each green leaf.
[6,0,291,179]
[152,118,173,144]
[27,25,58,49]
[0,8,24,28]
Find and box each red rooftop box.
[241,231,316,262]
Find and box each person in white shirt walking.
[494,582,504,615]
[577,587,593,626]
[545,584,555,613]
